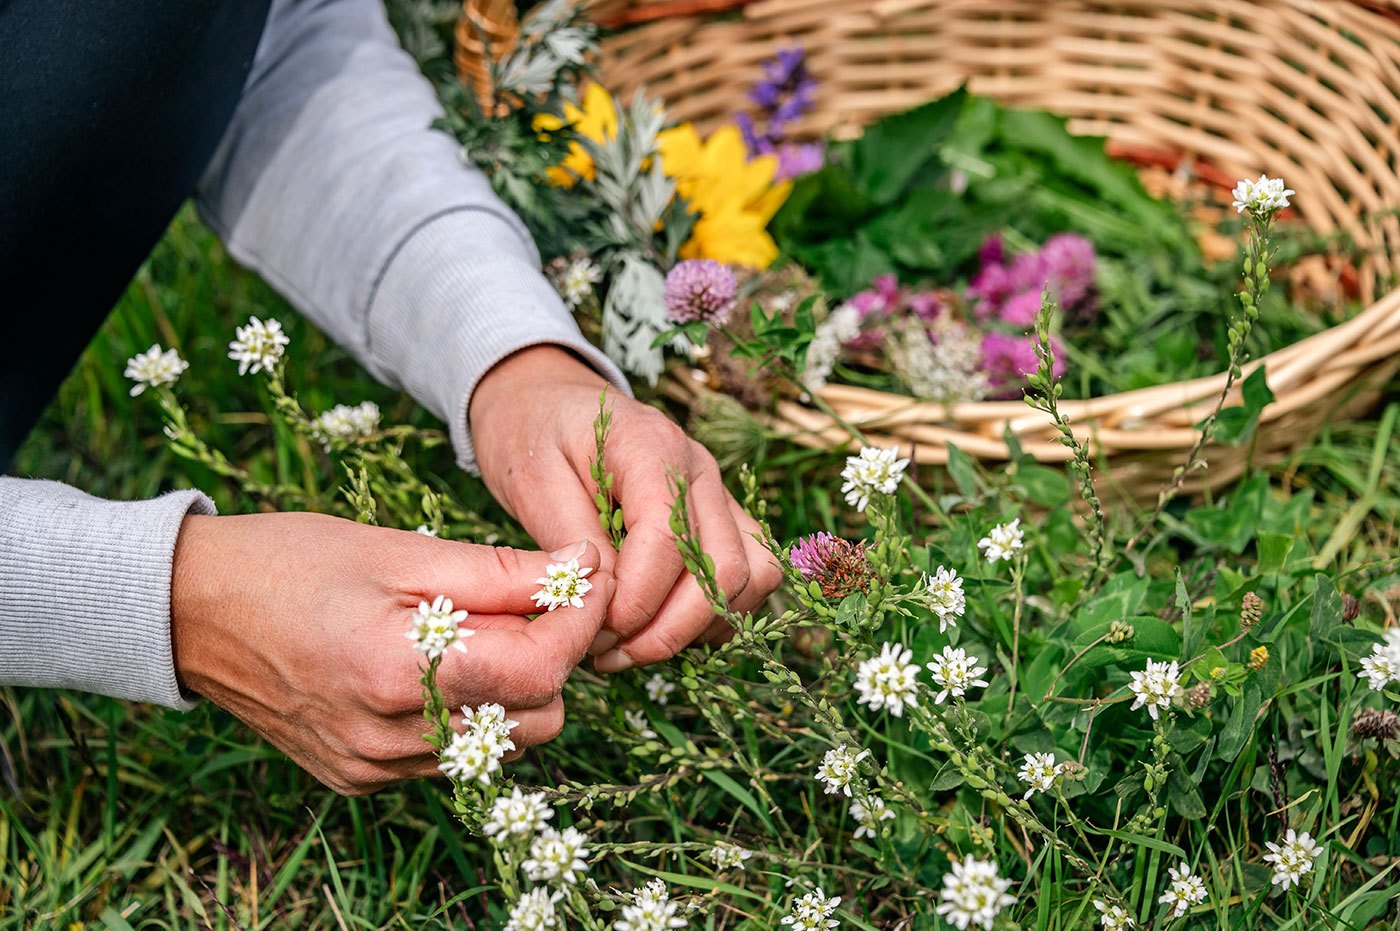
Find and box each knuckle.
[500,654,561,708]
[362,667,417,716]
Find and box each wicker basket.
[465,0,1400,503]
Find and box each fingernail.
[594,647,634,673]
[548,540,588,561]
[604,578,617,604]
[588,630,620,656]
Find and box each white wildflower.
[925,646,990,704]
[936,855,1016,930]
[781,887,841,931]
[1157,862,1207,919]
[1093,899,1134,930]
[854,641,922,717]
[405,595,472,659]
[560,256,604,308]
[523,825,591,885]
[1017,752,1061,799]
[503,887,562,931]
[800,304,861,394]
[532,557,594,611]
[815,744,870,797]
[850,794,895,839]
[888,323,989,404]
[437,702,518,786]
[1359,632,1400,691]
[924,566,966,632]
[615,879,687,931]
[1231,174,1294,216]
[625,708,657,739]
[123,344,189,396]
[708,843,753,871]
[977,518,1025,563]
[227,315,289,375]
[311,400,380,447]
[482,787,553,844]
[645,673,676,705]
[415,524,437,536]
[839,446,910,512]
[1263,828,1322,891]
[1129,659,1183,721]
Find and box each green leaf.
[698,769,776,835]
[1217,682,1261,762]
[1089,828,1187,861]
[835,592,867,629]
[1256,532,1294,575]
[931,761,966,791]
[851,88,967,204]
[1017,464,1070,507]
[945,442,980,497]
[1309,575,1344,643]
[1167,757,1209,818]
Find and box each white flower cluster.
[625,708,657,738]
[780,887,841,931]
[815,744,870,797]
[853,641,921,717]
[483,787,554,844]
[936,855,1016,930]
[124,344,189,395]
[524,825,591,886]
[800,305,861,394]
[615,879,687,931]
[889,321,989,404]
[926,646,990,704]
[532,557,594,611]
[708,843,753,871]
[559,256,604,308]
[438,702,518,786]
[1230,174,1293,217]
[1262,828,1322,891]
[839,446,910,512]
[1129,659,1183,721]
[1358,629,1400,692]
[1017,752,1061,800]
[645,673,675,705]
[924,566,966,632]
[850,794,895,839]
[1157,862,1208,918]
[227,315,289,375]
[977,519,1025,563]
[1092,899,1134,930]
[311,400,380,447]
[504,887,563,931]
[406,595,472,659]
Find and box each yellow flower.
[533,83,618,186]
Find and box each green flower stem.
[1007,554,1028,716]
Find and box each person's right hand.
[169,511,611,796]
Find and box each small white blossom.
[780,887,841,931]
[708,843,753,870]
[482,787,553,844]
[405,595,472,659]
[1093,899,1134,930]
[310,401,380,447]
[1129,659,1183,721]
[1157,862,1208,919]
[924,566,966,632]
[1263,828,1322,891]
[1231,174,1294,216]
[926,646,990,704]
[1017,752,1061,799]
[854,641,922,717]
[227,315,289,375]
[815,744,870,797]
[936,855,1016,930]
[645,673,676,705]
[839,446,910,512]
[415,524,437,536]
[800,305,861,393]
[850,794,895,839]
[615,879,687,931]
[560,257,604,308]
[124,344,189,395]
[625,708,657,739]
[1359,632,1400,691]
[504,887,562,931]
[523,825,591,885]
[532,557,594,611]
[438,702,518,785]
[977,519,1025,563]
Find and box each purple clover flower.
[790,532,843,580]
[774,141,827,180]
[998,290,1043,328]
[789,532,875,598]
[1039,233,1097,314]
[980,331,1065,396]
[664,259,738,325]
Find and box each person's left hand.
[470,346,781,672]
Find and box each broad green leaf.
[1309,575,1344,643]
[945,442,980,497]
[852,88,966,204]
[1256,532,1294,574]
[1217,682,1261,762]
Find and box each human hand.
[470,346,781,673]
[170,511,610,795]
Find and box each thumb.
[411,537,602,617]
[509,471,619,575]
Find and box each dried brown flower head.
[1352,708,1399,742]
[1241,592,1263,629]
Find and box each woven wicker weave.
[464,0,1400,503]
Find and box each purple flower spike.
[774,141,826,180]
[664,259,738,325]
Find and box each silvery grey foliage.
[604,251,679,385]
[493,0,596,99]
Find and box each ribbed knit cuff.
[0,477,215,709]
[366,206,631,473]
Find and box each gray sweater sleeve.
[196,0,629,471]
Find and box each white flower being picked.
[1263,828,1322,891]
[438,702,518,786]
[1092,900,1134,930]
[839,446,910,512]
[503,887,563,931]
[924,566,966,632]
[926,646,990,704]
[850,794,895,839]
[482,787,553,844]
[625,708,657,738]
[311,400,380,448]
[615,879,687,931]
[815,744,871,797]
[227,315,290,375]
[523,825,591,886]
[560,256,604,308]
[1017,752,1061,800]
[532,557,593,611]
[405,595,472,659]
[124,344,189,396]
[977,518,1025,563]
[1358,629,1400,691]
[1157,862,1208,919]
[1129,659,1183,721]
[780,887,842,931]
[708,843,753,871]
[854,641,922,717]
[936,855,1016,930]
[1231,174,1294,217]
[645,673,676,705]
